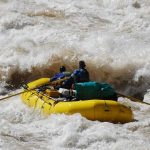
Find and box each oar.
[117,92,150,105]
[0,77,70,101]
[49,77,70,86]
[0,87,39,101]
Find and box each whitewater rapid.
[0,96,150,150]
[0,0,150,149]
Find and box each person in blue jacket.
[61,61,90,89]
[36,66,70,92]
[50,66,71,82]
[71,60,90,83]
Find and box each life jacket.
[72,68,90,83]
[51,71,71,82]
[58,69,89,89]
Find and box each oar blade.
[117,92,150,105]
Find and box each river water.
[0,0,150,149]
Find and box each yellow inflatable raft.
[21,78,133,123]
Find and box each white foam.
[0,0,150,149]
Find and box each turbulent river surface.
[0,0,150,149]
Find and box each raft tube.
[21,78,134,123]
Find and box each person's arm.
[71,70,79,78]
[50,73,59,82]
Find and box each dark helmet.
[79,60,86,68]
[60,66,66,72]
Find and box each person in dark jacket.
[50,66,71,82]
[61,61,90,89]
[37,66,70,92]
[71,60,90,83]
